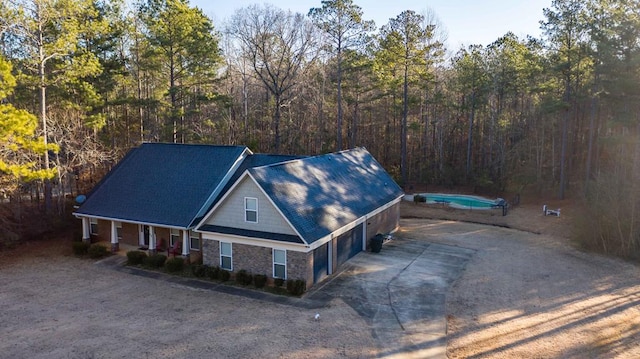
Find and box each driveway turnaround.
[306,237,476,358]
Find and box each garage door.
[313,243,329,284]
[336,223,363,268]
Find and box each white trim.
[182,230,190,256]
[148,225,156,251]
[199,196,403,253]
[89,218,98,235]
[195,171,307,245]
[81,218,90,240]
[170,228,180,247]
[244,197,258,223]
[189,230,200,251]
[272,249,287,279]
[190,148,252,224]
[110,221,118,245]
[220,242,233,271]
[201,232,308,252]
[74,214,189,231]
[306,196,402,251]
[362,220,367,250]
[327,243,333,275]
[367,195,403,219]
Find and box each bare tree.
[227,4,318,152]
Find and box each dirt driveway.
[2,215,640,358]
[399,219,640,358]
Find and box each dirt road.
[400,219,640,358]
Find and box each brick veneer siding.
[121,223,139,246]
[232,243,272,276]
[287,250,313,288]
[94,219,110,242]
[202,238,312,287]
[202,239,219,267]
[365,202,400,249]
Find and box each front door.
[143,226,149,246]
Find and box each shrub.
[220,269,231,282]
[286,279,306,296]
[87,244,109,259]
[274,278,284,287]
[191,264,206,277]
[165,257,184,273]
[235,269,253,286]
[253,274,268,288]
[126,250,147,265]
[206,265,220,280]
[72,241,90,256]
[144,254,167,268]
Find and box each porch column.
[81,217,90,244]
[148,225,156,255]
[182,230,190,259]
[110,221,119,253]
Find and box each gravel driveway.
[2,218,640,358]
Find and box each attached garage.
[336,223,364,268]
[313,242,330,284]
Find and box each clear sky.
[191,0,552,49]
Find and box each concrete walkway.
[306,237,475,358]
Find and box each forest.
[0,0,639,257]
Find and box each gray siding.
[205,176,297,236]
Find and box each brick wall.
[201,238,312,287]
[94,219,110,242]
[121,223,139,246]
[202,239,219,267]
[232,243,272,275]
[366,202,400,248]
[288,250,313,288]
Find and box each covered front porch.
[79,217,201,261]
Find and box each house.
[74,143,403,288]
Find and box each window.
[220,242,232,270]
[116,222,122,240]
[245,197,258,223]
[90,218,98,235]
[189,230,200,251]
[170,229,180,247]
[273,249,286,279]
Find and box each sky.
[191,0,552,49]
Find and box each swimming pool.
[418,193,503,210]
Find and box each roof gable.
[199,175,300,239]
[249,147,403,243]
[75,143,248,228]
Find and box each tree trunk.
[336,46,343,151]
[401,64,408,186]
[466,90,476,178]
[38,20,52,213]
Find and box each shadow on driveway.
[306,237,475,358]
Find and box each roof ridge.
[140,142,247,149]
[250,147,366,170]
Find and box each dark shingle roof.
[75,143,247,228]
[249,147,403,244]
[198,225,304,244]
[193,153,305,226]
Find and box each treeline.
[1,0,640,256]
